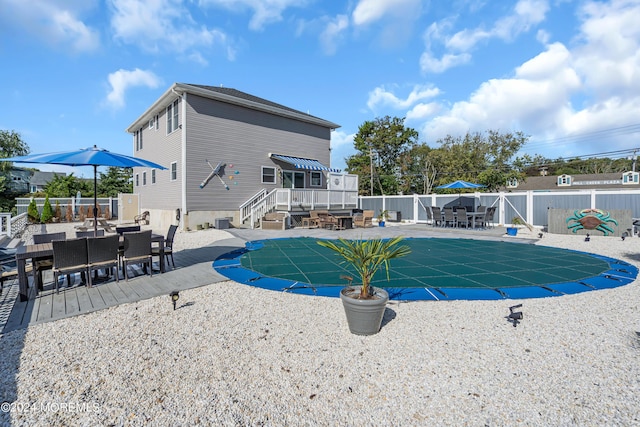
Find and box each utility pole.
[369,145,374,196]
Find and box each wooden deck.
[1,236,246,333]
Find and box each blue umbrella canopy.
[1,145,166,234]
[436,180,485,189]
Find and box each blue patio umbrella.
[436,180,486,206]
[1,145,166,235]
[435,180,486,190]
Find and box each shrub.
[66,204,73,222]
[79,206,86,221]
[41,196,54,223]
[104,206,111,220]
[27,199,40,223]
[54,201,62,221]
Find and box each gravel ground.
[1,225,639,426]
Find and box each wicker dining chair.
[52,238,89,293]
[121,230,152,281]
[87,234,120,286]
[152,225,177,270]
[32,232,67,290]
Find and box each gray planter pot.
[340,286,389,335]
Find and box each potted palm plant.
[377,210,389,227]
[317,236,411,335]
[506,216,524,236]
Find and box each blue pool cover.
[213,237,637,301]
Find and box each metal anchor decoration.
[200,160,229,190]
[507,304,523,327]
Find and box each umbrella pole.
[93,165,98,237]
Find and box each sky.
[1,0,640,177]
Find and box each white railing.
[275,189,359,211]
[249,189,278,229]
[0,212,28,238]
[239,189,268,223]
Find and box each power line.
[524,123,640,151]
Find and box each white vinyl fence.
[360,189,640,227]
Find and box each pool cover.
[213,237,637,301]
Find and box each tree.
[44,173,92,198]
[432,130,529,192]
[41,195,53,223]
[98,166,133,197]
[346,116,419,195]
[0,130,30,211]
[27,198,40,223]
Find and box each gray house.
[504,171,640,191]
[126,83,342,230]
[29,171,66,193]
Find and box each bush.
[66,204,73,222]
[27,199,40,223]
[41,196,54,223]
[79,206,86,221]
[54,201,62,221]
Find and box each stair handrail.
[249,189,278,229]
[239,188,268,223]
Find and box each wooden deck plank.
[1,237,247,333]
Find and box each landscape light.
[170,291,180,310]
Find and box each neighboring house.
[126,83,341,230]
[3,168,31,194]
[504,172,640,191]
[0,168,65,194]
[29,171,66,193]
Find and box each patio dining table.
[15,233,165,301]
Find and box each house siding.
[183,94,332,212]
[133,99,183,210]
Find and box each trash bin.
[215,218,229,229]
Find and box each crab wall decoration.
[566,209,618,236]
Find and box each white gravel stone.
[1,224,640,425]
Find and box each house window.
[262,166,276,184]
[557,174,572,186]
[282,171,305,188]
[148,118,154,129]
[623,172,639,184]
[155,114,159,130]
[310,171,322,187]
[170,162,177,181]
[167,99,180,134]
[135,173,139,187]
[142,171,147,186]
[151,169,156,184]
[135,128,143,151]
[506,177,518,188]
[30,185,36,193]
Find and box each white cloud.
[330,130,356,171]
[352,0,421,26]
[0,0,99,52]
[198,0,307,31]
[367,85,441,111]
[421,0,550,73]
[416,0,640,158]
[319,15,349,55]
[109,0,234,62]
[105,69,163,109]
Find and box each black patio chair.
[152,225,177,270]
[431,207,443,227]
[32,232,67,290]
[443,208,457,228]
[52,238,89,293]
[87,234,120,286]
[121,230,152,281]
